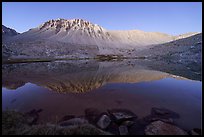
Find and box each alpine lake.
[2,58,202,135]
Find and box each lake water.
[2,59,202,131]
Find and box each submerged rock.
[145,120,188,135]
[151,107,180,119]
[97,115,111,129]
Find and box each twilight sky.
[2,2,202,35]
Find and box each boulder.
[112,112,133,120]
[59,118,88,127]
[97,115,111,129]
[119,125,129,135]
[144,116,174,124]
[145,120,188,135]
[111,112,135,125]
[108,109,137,124]
[58,115,75,123]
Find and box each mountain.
[134,33,202,63]
[2,25,19,39]
[6,19,173,48]
[2,18,201,59]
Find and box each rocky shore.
[2,107,201,135]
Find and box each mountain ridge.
[2,25,19,38]
[2,18,202,59]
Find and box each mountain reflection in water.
[2,59,193,93]
[2,59,202,131]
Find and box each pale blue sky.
[2,2,202,35]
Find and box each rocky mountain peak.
[38,18,106,34]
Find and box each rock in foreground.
[145,120,188,135]
[97,114,111,129]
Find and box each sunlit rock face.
[38,18,109,38]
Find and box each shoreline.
[2,56,150,64]
[2,108,200,135]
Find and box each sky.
[2,2,202,35]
